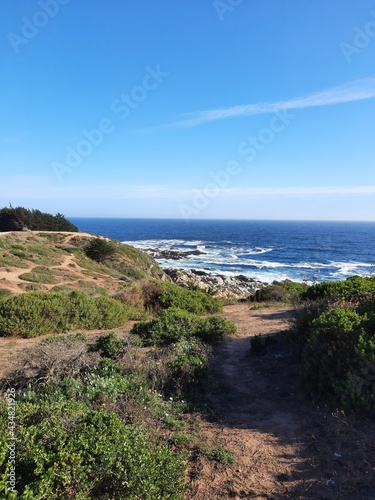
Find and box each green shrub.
[131,307,201,346]
[91,332,125,359]
[131,308,235,346]
[0,291,129,337]
[302,276,375,302]
[84,238,116,263]
[254,281,307,303]
[93,295,129,329]
[0,289,12,301]
[196,315,236,343]
[344,332,375,411]
[166,338,210,392]
[160,283,222,314]
[143,281,222,315]
[302,308,369,407]
[97,357,124,376]
[0,400,186,498]
[203,447,234,465]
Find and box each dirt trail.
[189,304,374,499]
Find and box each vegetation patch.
[19,266,57,284]
[252,280,307,304]
[0,289,13,301]
[0,290,130,337]
[203,446,235,465]
[290,276,375,413]
[0,252,30,269]
[0,331,211,497]
[131,307,235,346]
[84,238,116,263]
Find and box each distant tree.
[84,238,116,263]
[0,206,78,232]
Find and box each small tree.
[85,238,116,263]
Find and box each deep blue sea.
[70,218,375,284]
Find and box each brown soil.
[187,304,375,499]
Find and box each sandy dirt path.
[188,304,374,499]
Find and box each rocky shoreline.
[164,268,267,300]
[143,247,269,300]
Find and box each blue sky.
[1,0,375,220]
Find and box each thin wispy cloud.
[212,186,375,197]
[3,180,375,202]
[169,76,375,128]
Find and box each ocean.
[69,218,375,284]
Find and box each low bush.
[0,289,12,301]
[302,275,375,302]
[91,332,125,359]
[131,308,202,346]
[289,277,375,413]
[131,307,236,346]
[160,283,222,314]
[166,338,211,393]
[300,306,375,412]
[0,400,186,498]
[196,315,236,343]
[302,308,364,395]
[0,291,129,337]
[253,280,307,303]
[142,281,222,315]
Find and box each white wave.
[328,261,371,277]
[238,247,273,256]
[122,239,205,250]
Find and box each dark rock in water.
[190,269,209,277]
[236,274,256,283]
[145,248,206,260]
[164,267,266,300]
